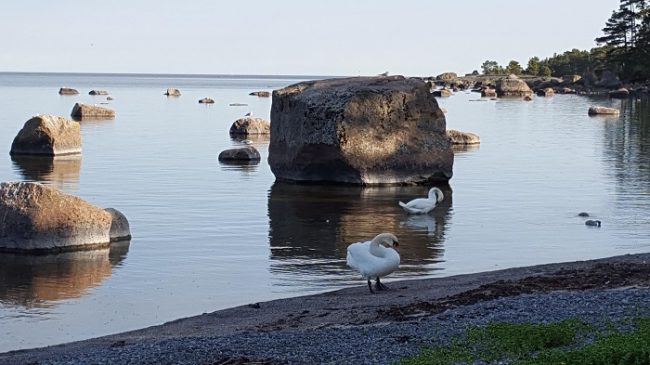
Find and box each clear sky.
[1,0,618,76]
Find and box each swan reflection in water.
[267,183,452,291]
[0,241,129,308]
[11,155,81,191]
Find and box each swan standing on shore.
[399,187,444,214]
[346,233,400,294]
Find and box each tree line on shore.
[478,0,649,82]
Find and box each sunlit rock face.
[269,76,454,185]
[0,182,129,253]
[10,115,81,156]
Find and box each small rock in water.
[578,212,589,217]
[585,219,601,227]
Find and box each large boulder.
[229,117,270,136]
[269,76,453,184]
[447,129,480,145]
[0,182,128,253]
[71,103,115,120]
[58,87,79,95]
[164,88,181,96]
[10,115,81,156]
[496,75,533,97]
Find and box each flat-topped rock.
[89,90,109,95]
[229,117,270,136]
[58,87,79,95]
[0,182,121,253]
[164,88,181,96]
[218,146,261,162]
[447,129,480,145]
[10,115,81,156]
[269,76,453,184]
[496,75,533,97]
[588,106,620,115]
[71,103,115,120]
[199,97,215,104]
[249,91,271,97]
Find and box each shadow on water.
[0,241,130,308]
[266,182,452,289]
[10,155,81,191]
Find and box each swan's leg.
[376,277,389,291]
[367,279,375,294]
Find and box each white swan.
[346,233,400,293]
[399,187,444,214]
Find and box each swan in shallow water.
[399,187,444,214]
[346,233,400,293]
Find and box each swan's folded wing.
[346,242,375,277]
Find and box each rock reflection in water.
[0,241,129,307]
[230,134,270,147]
[267,183,452,290]
[11,155,81,191]
[452,143,481,155]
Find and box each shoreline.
[2,252,650,364]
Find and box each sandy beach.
[2,252,649,364]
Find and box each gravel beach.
[2,253,649,365]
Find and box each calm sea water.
[0,73,648,351]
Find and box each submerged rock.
[446,129,480,145]
[218,146,261,162]
[199,97,215,104]
[269,76,453,184]
[249,91,271,97]
[71,103,115,120]
[229,117,270,136]
[58,87,79,95]
[496,75,533,97]
[588,106,620,116]
[0,182,120,253]
[10,115,81,156]
[164,88,181,96]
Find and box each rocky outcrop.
[537,88,555,97]
[596,71,621,89]
[104,208,131,242]
[218,146,261,162]
[89,90,109,95]
[199,97,215,104]
[0,182,126,253]
[588,106,620,115]
[269,76,453,185]
[436,72,458,81]
[164,88,181,96]
[229,117,270,136]
[496,75,533,97]
[481,88,497,97]
[58,87,79,95]
[249,91,271,97]
[10,115,81,156]
[71,103,115,120]
[609,88,630,99]
[447,129,480,145]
